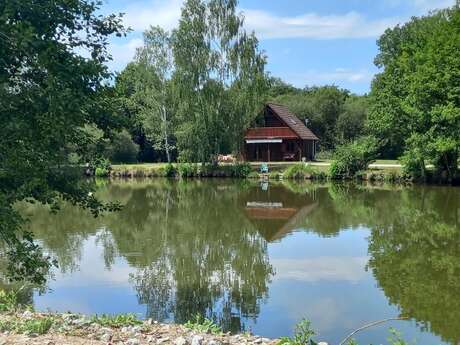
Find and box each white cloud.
[272,256,368,283]
[123,0,183,32]
[107,38,143,71]
[243,10,401,40]
[384,0,455,13]
[120,1,401,40]
[286,68,374,88]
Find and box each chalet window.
[287,142,295,152]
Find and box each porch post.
[267,144,271,162]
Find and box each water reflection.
[16,180,460,344]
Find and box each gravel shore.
[0,311,279,345]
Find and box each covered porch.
[244,138,316,162]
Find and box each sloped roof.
[266,103,319,140]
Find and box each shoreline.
[0,311,279,345]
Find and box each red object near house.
[243,103,319,162]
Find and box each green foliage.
[330,137,378,179]
[336,95,369,143]
[0,0,126,283]
[369,6,460,178]
[0,317,54,335]
[178,163,199,178]
[164,163,177,178]
[184,314,222,335]
[247,171,260,179]
[90,314,142,328]
[172,0,268,162]
[278,319,316,345]
[95,167,110,178]
[231,163,252,178]
[283,164,315,180]
[106,130,140,164]
[0,289,20,312]
[269,171,282,180]
[387,328,412,345]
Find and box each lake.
[19,179,460,345]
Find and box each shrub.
[279,319,316,345]
[95,167,109,177]
[269,171,282,180]
[0,289,20,312]
[164,163,177,178]
[178,163,199,178]
[330,136,378,179]
[184,314,222,335]
[283,164,315,180]
[231,162,252,178]
[91,314,142,328]
[247,171,260,179]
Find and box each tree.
[369,6,460,179]
[0,0,125,283]
[105,130,140,164]
[135,26,176,163]
[336,95,368,143]
[172,0,267,162]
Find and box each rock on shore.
[0,312,279,345]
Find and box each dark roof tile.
[266,103,319,140]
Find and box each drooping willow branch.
[338,317,409,345]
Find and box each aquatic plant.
[184,314,222,335]
[90,313,142,328]
[278,319,316,345]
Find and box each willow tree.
[172,0,267,162]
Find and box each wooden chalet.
[243,103,319,162]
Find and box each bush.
[164,163,177,178]
[247,171,260,179]
[178,163,198,178]
[330,137,378,179]
[283,163,315,179]
[231,162,252,178]
[269,171,282,180]
[95,167,109,177]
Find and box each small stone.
[127,339,140,345]
[145,318,153,325]
[100,333,111,342]
[121,326,130,333]
[253,338,263,344]
[318,342,329,345]
[191,335,204,345]
[132,325,142,333]
[157,338,170,344]
[207,340,223,345]
[174,336,189,345]
[22,310,33,318]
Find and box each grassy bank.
[105,162,408,183]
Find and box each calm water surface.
[20,180,460,345]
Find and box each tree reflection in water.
[17,180,460,341]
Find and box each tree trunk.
[162,106,171,163]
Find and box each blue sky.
[103,0,455,94]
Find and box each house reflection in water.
[241,183,318,242]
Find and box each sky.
[102,0,455,94]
